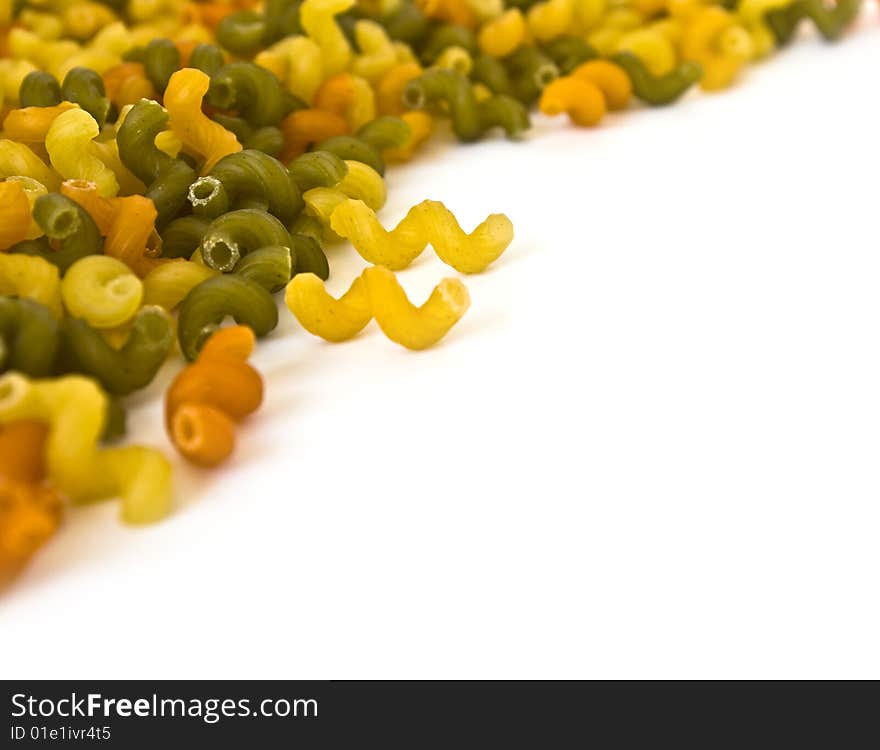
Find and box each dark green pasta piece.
[160,215,211,259]
[382,1,429,45]
[243,126,284,157]
[117,99,195,228]
[207,149,303,223]
[60,67,110,126]
[403,69,529,142]
[288,150,348,191]
[471,54,514,97]
[143,38,180,93]
[420,24,478,64]
[610,53,702,106]
[216,11,269,56]
[208,62,289,127]
[200,208,292,272]
[541,35,597,75]
[211,113,254,143]
[289,233,328,280]
[356,116,410,151]
[504,45,558,105]
[312,135,384,175]
[147,160,198,230]
[188,43,226,77]
[60,306,174,395]
[803,0,860,40]
[233,244,293,292]
[10,193,102,272]
[101,397,127,442]
[187,176,230,219]
[264,0,302,42]
[0,297,59,377]
[765,2,804,45]
[177,275,278,360]
[19,70,61,107]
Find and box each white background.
[3,10,880,679]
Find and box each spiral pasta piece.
[61,255,143,328]
[0,181,32,250]
[539,75,606,126]
[300,0,355,77]
[681,6,753,91]
[2,102,80,144]
[330,198,514,273]
[164,67,243,174]
[284,272,372,342]
[45,107,119,196]
[0,254,63,319]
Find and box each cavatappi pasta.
[0,0,866,583]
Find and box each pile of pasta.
[0,0,865,582]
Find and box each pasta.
[45,106,119,196]
[285,272,373,342]
[0,180,32,250]
[329,198,513,272]
[60,255,144,328]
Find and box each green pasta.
[403,69,529,142]
[804,0,860,40]
[60,67,111,126]
[10,193,103,273]
[160,215,212,259]
[60,306,175,395]
[504,45,559,105]
[187,176,230,219]
[263,0,303,42]
[188,43,226,77]
[207,62,295,127]
[18,70,62,107]
[101,397,127,443]
[471,54,515,97]
[206,149,304,223]
[177,275,279,360]
[288,150,348,191]
[143,38,181,93]
[289,233,328,280]
[0,296,59,377]
[357,116,411,151]
[233,244,293,292]
[610,52,703,106]
[541,36,597,75]
[312,135,385,175]
[117,99,196,228]
[420,24,478,64]
[216,11,270,57]
[200,208,292,272]
[243,126,284,157]
[765,2,804,45]
[382,1,429,45]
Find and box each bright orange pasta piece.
[102,63,157,108]
[376,62,423,116]
[0,420,49,484]
[170,403,236,467]
[2,102,79,144]
[279,108,349,161]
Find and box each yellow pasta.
[45,107,119,197]
[336,160,387,210]
[614,27,677,75]
[0,140,60,191]
[142,259,218,310]
[0,373,172,523]
[255,36,324,103]
[681,6,753,90]
[300,0,355,78]
[351,20,398,81]
[384,111,434,162]
[284,272,372,342]
[329,198,514,273]
[434,45,473,76]
[738,0,792,59]
[164,67,242,174]
[363,265,470,350]
[527,0,575,42]
[0,253,63,319]
[62,1,118,41]
[61,255,144,328]
[478,8,527,58]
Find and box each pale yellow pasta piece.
[362,265,470,350]
[478,8,527,58]
[0,140,60,191]
[4,176,48,240]
[336,160,387,210]
[467,0,504,21]
[256,36,324,103]
[19,9,64,39]
[330,198,514,273]
[63,1,118,41]
[0,59,39,105]
[90,138,147,196]
[738,0,791,59]
[434,45,473,76]
[352,20,398,81]
[0,373,173,522]
[284,272,372,342]
[0,254,63,319]
[614,27,677,75]
[46,108,119,197]
[61,255,144,328]
[142,260,218,310]
[573,0,606,31]
[8,28,79,76]
[300,0,355,77]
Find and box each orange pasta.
[102,63,157,109]
[2,102,79,144]
[164,67,242,174]
[417,0,477,27]
[279,108,349,161]
[385,110,434,162]
[571,60,632,111]
[60,179,163,276]
[182,1,241,29]
[0,420,49,483]
[312,72,375,130]
[539,76,607,127]
[0,478,62,584]
[165,325,264,468]
[0,180,31,250]
[376,62,423,116]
